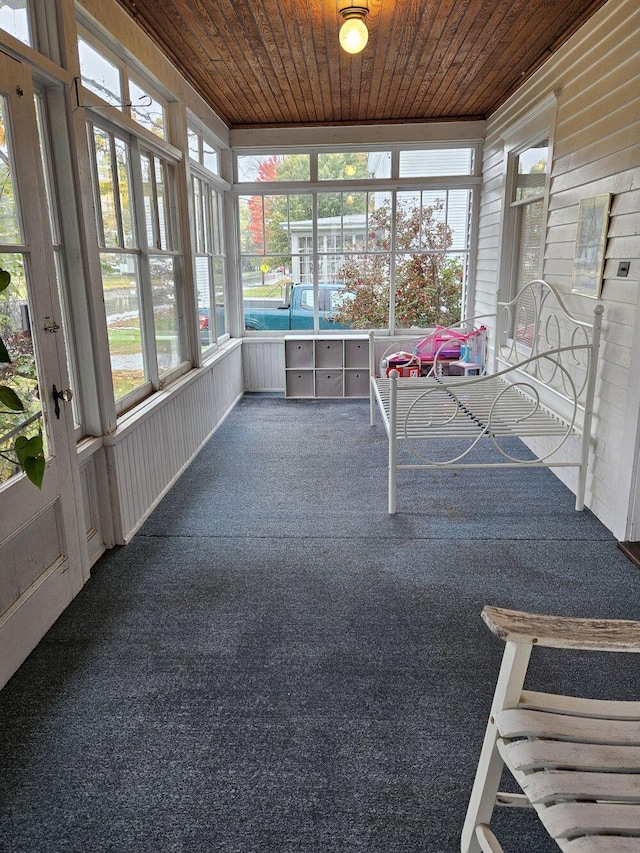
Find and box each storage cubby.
[315,340,343,368]
[285,338,314,368]
[284,336,369,398]
[315,371,343,397]
[285,369,315,397]
[344,369,369,397]
[344,339,369,369]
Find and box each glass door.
[0,53,87,688]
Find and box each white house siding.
[475,0,640,539]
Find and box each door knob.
[52,385,73,419]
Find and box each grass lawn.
[108,326,142,356]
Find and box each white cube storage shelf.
[284,336,370,398]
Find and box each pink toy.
[413,326,470,361]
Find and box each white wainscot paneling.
[242,338,285,392]
[105,343,243,543]
[79,450,110,566]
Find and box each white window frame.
[498,92,558,304]
[86,113,189,415]
[77,25,169,143]
[187,120,222,177]
[234,143,481,334]
[190,163,229,352]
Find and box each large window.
[88,121,184,409]
[193,175,227,349]
[236,146,477,332]
[510,139,549,293]
[500,95,556,305]
[188,122,228,350]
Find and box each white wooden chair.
[461,606,640,853]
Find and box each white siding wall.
[475,0,640,538]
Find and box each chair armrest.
[482,606,640,652]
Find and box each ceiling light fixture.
[339,4,369,54]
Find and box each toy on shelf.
[383,351,421,377]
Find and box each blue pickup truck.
[243,283,351,331]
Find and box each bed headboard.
[495,279,604,414]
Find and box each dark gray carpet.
[0,395,638,852]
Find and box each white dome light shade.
[339,16,368,54]
[338,6,369,54]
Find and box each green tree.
[333,198,463,329]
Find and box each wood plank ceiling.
[115,0,609,129]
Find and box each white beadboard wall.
[474,0,640,539]
[242,339,285,391]
[104,342,243,543]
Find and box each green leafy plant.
[0,267,45,488]
[332,198,464,329]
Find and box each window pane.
[101,252,145,400]
[140,152,156,249]
[141,153,170,251]
[129,79,166,139]
[515,198,544,287]
[196,184,226,347]
[0,1,30,46]
[331,255,390,330]
[150,256,179,375]
[187,129,199,162]
[318,152,389,180]
[192,177,205,254]
[212,256,226,338]
[447,189,471,250]
[34,95,58,244]
[394,191,465,328]
[155,159,170,250]
[367,192,391,248]
[196,256,212,349]
[0,253,43,484]
[399,148,474,177]
[239,183,470,333]
[202,140,218,174]
[515,140,549,201]
[285,193,313,255]
[239,195,264,254]
[114,138,135,248]
[78,38,122,108]
[264,195,290,254]
[210,187,221,254]
[93,128,135,249]
[93,128,117,247]
[236,153,310,182]
[0,100,21,243]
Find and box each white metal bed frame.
[369,281,604,514]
